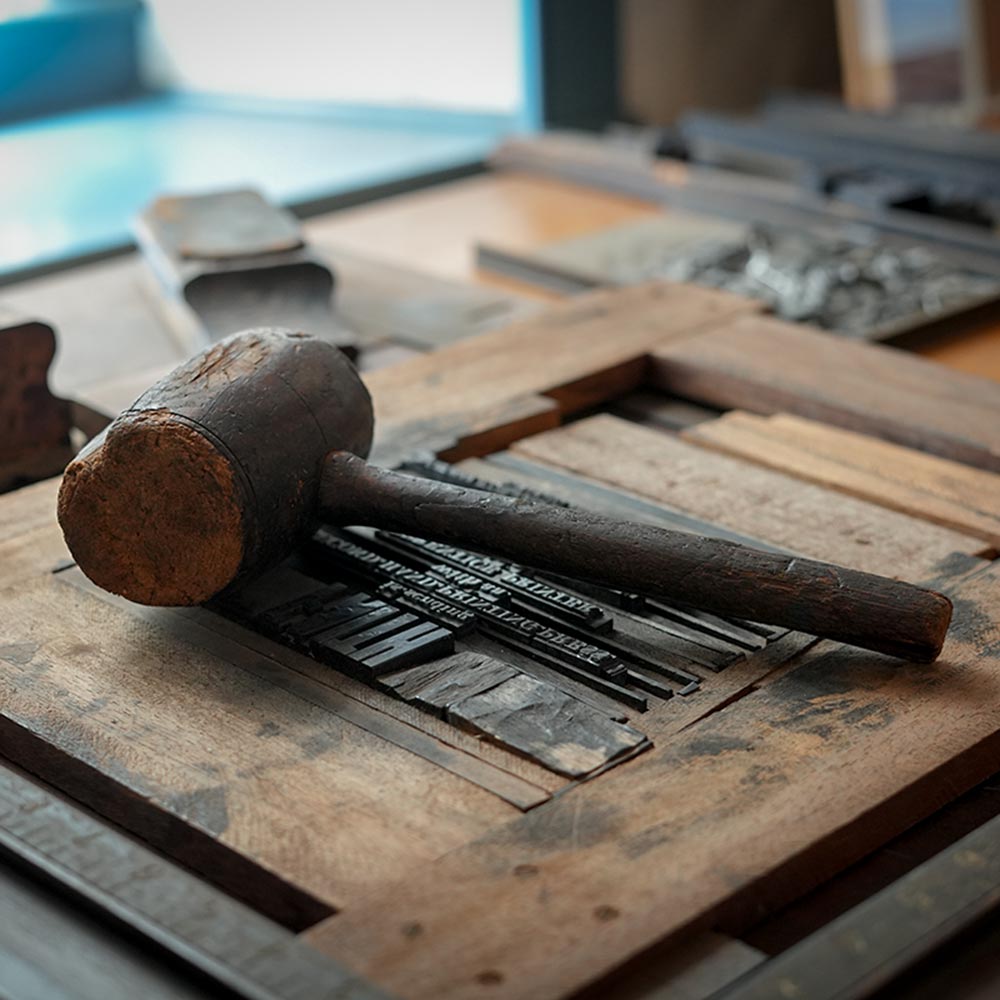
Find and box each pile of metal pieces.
[656,225,1000,337]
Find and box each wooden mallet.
[58,329,953,661]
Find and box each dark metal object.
[680,110,1000,203]
[376,533,613,632]
[714,808,1000,1000]
[259,586,455,679]
[378,652,649,779]
[58,330,953,661]
[760,96,1000,165]
[222,569,650,777]
[654,226,1000,340]
[0,764,388,1000]
[305,528,649,708]
[477,219,1000,341]
[666,161,1000,282]
[135,189,357,357]
[322,452,951,661]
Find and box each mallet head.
[58,329,372,605]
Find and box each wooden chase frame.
[3,282,1000,998]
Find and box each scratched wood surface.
[510,415,993,575]
[683,411,1000,549]
[0,310,73,491]
[304,558,1000,999]
[365,281,760,464]
[650,313,1000,471]
[0,566,557,926]
[4,273,1000,999]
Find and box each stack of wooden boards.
[3,280,1000,998]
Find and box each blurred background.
[2,0,997,282]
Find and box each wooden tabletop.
[5,168,1000,1000]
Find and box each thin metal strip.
[715,810,1000,1000]
[0,765,389,1000]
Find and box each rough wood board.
[182,603,563,798]
[365,281,760,462]
[0,574,520,918]
[304,561,1000,1000]
[0,479,70,592]
[683,411,1000,548]
[735,412,1000,522]
[511,414,992,578]
[649,313,1000,471]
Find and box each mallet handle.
[320,453,952,662]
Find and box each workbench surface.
[4,171,1000,1000]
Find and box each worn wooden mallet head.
[59,329,953,661]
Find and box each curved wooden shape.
[0,309,72,492]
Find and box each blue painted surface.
[0,94,515,278]
[0,2,141,123]
[518,0,544,131]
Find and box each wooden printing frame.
[3,282,1000,998]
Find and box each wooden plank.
[714,412,1000,522]
[304,559,1000,999]
[683,411,1000,548]
[649,313,1000,471]
[0,574,523,921]
[0,478,70,592]
[366,282,760,463]
[511,414,992,578]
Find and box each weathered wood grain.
[683,411,1000,549]
[512,414,992,579]
[0,575,522,919]
[365,282,760,462]
[649,313,1000,471]
[304,560,1000,1000]
[0,478,70,591]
